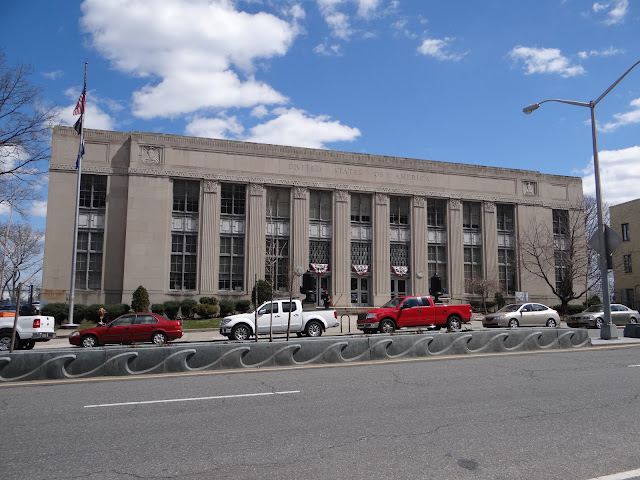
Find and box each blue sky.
[2,0,640,232]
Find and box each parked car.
[69,313,183,347]
[0,313,56,350]
[356,295,473,333]
[566,304,640,328]
[483,303,560,328]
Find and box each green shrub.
[251,280,272,307]
[199,296,218,305]
[84,304,105,323]
[180,299,198,318]
[494,292,506,309]
[42,302,69,325]
[235,299,251,313]
[105,304,130,320]
[585,295,601,307]
[151,303,165,315]
[132,285,150,312]
[192,303,219,318]
[72,303,90,323]
[218,299,236,317]
[163,300,181,320]
[552,304,584,315]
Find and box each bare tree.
[519,205,588,313]
[0,51,57,179]
[0,223,43,302]
[464,275,501,312]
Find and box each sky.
[2,0,640,232]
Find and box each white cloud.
[185,116,244,139]
[43,70,63,80]
[80,0,298,119]
[509,46,585,77]
[246,107,361,148]
[313,42,342,56]
[593,0,628,25]
[56,88,116,131]
[600,98,640,132]
[356,0,381,18]
[417,37,467,62]
[251,105,269,118]
[577,46,623,59]
[31,200,47,218]
[581,146,640,205]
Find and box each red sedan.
[69,313,183,348]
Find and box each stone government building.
[42,126,585,309]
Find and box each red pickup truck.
[357,295,473,333]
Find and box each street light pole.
[523,59,640,340]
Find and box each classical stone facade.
[42,126,585,308]
[611,198,640,309]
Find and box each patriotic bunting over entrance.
[392,266,409,276]
[353,264,369,275]
[310,263,329,274]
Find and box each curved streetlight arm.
[523,99,589,114]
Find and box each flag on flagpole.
[73,86,86,115]
[73,115,82,135]
[76,135,84,169]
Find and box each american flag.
[73,88,86,115]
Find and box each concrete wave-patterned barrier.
[0,328,590,383]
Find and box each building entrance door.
[351,277,370,306]
[391,278,408,298]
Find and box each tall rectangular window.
[553,209,569,293]
[350,193,371,223]
[171,179,199,290]
[389,196,409,225]
[464,246,483,292]
[75,175,106,290]
[553,209,569,235]
[310,190,332,221]
[219,183,245,291]
[427,199,447,291]
[463,202,481,229]
[463,201,482,293]
[622,223,630,241]
[624,254,632,273]
[497,204,516,294]
[266,187,290,291]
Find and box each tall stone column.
[411,195,428,295]
[246,183,266,292]
[199,180,219,294]
[448,199,464,299]
[332,190,350,307]
[483,201,499,284]
[291,186,309,296]
[373,193,390,305]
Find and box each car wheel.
[379,319,395,334]
[546,319,557,328]
[447,315,463,332]
[231,324,251,341]
[151,331,168,345]
[630,317,638,324]
[81,335,99,348]
[21,339,36,350]
[595,318,604,329]
[508,319,519,328]
[0,332,14,351]
[305,321,323,337]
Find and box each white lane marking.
[84,390,300,408]
[628,365,640,367]
[588,468,640,480]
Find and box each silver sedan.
[483,303,561,328]
[567,304,640,328]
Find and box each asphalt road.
[3,345,640,480]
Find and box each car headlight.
[71,331,80,337]
[366,313,378,319]
[221,318,231,325]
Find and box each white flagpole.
[66,61,87,327]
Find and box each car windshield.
[381,298,404,308]
[584,305,604,312]
[497,304,522,313]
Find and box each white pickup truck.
[0,313,56,350]
[220,299,338,341]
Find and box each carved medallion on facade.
[375,193,388,205]
[483,201,495,213]
[523,181,538,196]
[449,198,461,210]
[204,180,218,193]
[140,145,162,164]
[413,196,425,208]
[249,183,264,196]
[294,186,307,199]
[336,190,349,203]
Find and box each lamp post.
[523,59,640,340]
